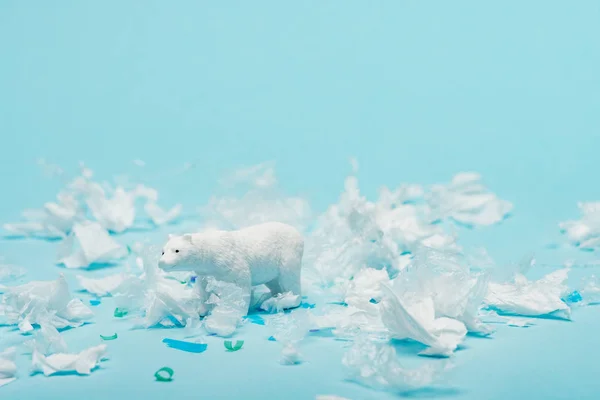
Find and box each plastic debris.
[57,221,128,268]
[0,274,93,333]
[77,273,128,296]
[203,277,248,337]
[154,367,174,382]
[100,333,118,340]
[32,344,107,376]
[162,338,207,353]
[580,275,600,304]
[224,340,244,351]
[260,292,301,313]
[0,347,17,388]
[144,202,182,226]
[268,336,276,341]
[244,314,265,325]
[342,336,445,393]
[380,285,467,357]
[114,308,128,318]
[90,299,101,306]
[280,343,302,365]
[0,260,26,283]
[506,318,533,328]
[485,268,571,319]
[559,202,600,250]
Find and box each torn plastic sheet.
[203,277,248,337]
[32,344,107,376]
[380,285,467,357]
[111,245,204,329]
[145,202,182,226]
[57,221,128,268]
[0,347,17,388]
[559,202,600,250]
[267,309,311,364]
[342,336,445,393]
[427,172,512,226]
[485,268,571,319]
[77,273,129,297]
[3,193,81,239]
[0,260,26,283]
[0,274,93,333]
[260,292,301,313]
[163,338,207,353]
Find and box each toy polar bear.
[158,221,304,315]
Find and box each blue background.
[1,1,599,399]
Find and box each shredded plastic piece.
[342,336,445,393]
[114,308,128,318]
[77,273,128,297]
[203,277,248,337]
[162,338,207,353]
[580,275,600,304]
[280,343,302,365]
[57,221,128,268]
[100,333,118,340]
[559,202,600,250]
[268,336,276,341]
[90,299,101,306]
[224,340,244,351]
[0,347,17,388]
[0,274,93,332]
[32,344,107,376]
[0,260,26,283]
[506,318,533,328]
[260,292,301,313]
[244,314,265,325]
[145,202,182,226]
[155,367,174,382]
[485,268,571,319]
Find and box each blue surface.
[1,1,600,399]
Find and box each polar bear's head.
[158,234,198,272]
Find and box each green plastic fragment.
[114,308,128,318]
[154,367,174,382]
[224,340,244,352]
[100,333,118,340]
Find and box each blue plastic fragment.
[190,275,197,283]
[328,301,348,307]
[162,338,208,353]
[565,290,583,303]
[268,336,276,341]
[244,315,265,325]
[300,302,315,309]
[369,298,378,304]
[90,299,101,306]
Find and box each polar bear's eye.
[161,251,164,255]
[175,250,179,253]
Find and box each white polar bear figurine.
[158,221,304,315]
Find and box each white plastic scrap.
[427,172,512,226]
[0,275,93,333]
[112,246,204,329]
[559,202,600,250]
[0,260,26,283]
[260,292,301,313]
[57,221,128,268]
[580,275,600,304]
[268,309,311,365]
[0,347,17,388]
[342,336,444,393]
[32,344,107,376]
[380,287,467,357]
[203,277,249,337]
[485,268,571,319]
[77,273,129,297]
[144,202,182,226]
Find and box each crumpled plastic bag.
[559,202,600,250]
[267,308,312,364]
[427,172,512,226]
[0,347,17,387]
[260,292,301,313]
[380,285,467,357]
[77,273,129,297]
[0,274,94,333]
[112,245,204,329]
[203,277,249,337]
[342,336,446,393]
[57,221,128,268]
[32,344,107,376]
[485,268,571,319]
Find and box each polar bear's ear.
[182,234,193,243]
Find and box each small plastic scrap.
[244,314,266,325]
[57,221,127,268]
[485,268,571,319]
[224,340,244,352]
[100,333,118,341]
[580,275,600,304]
[280,343,302,365]
[506,318,533,328]
[559,202,600,250]
[342,336,445,393]
[114,308,128,318]
[77,273,128,297]
[162,338,207,353]
[268,336,276,341]
[203,277,248,337]
[0,260,26,283]
[90,299,101,306]
[154,367,174,382]
[0,347,17,388]
[0,274,93,333]
[144,202,182,226]
[260,292,301,313]
[32,344,107,376]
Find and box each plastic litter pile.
[0,161,597,396]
